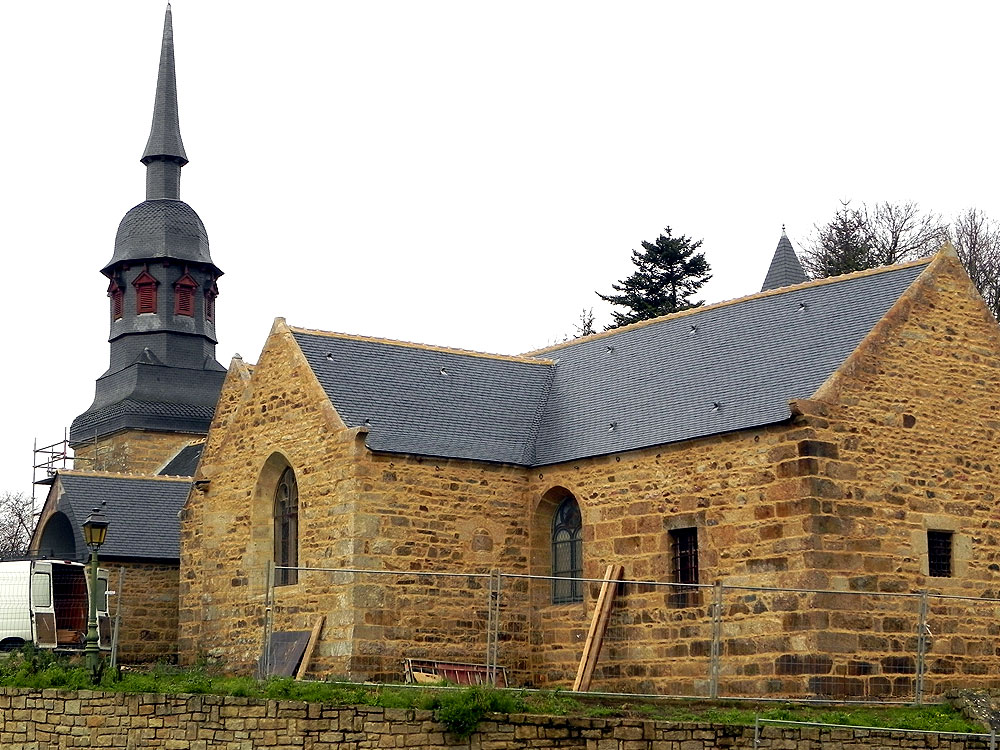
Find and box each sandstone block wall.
[180,324,535,680]
[108,561,180,663]
[74,430,201,475]
[181,260,1000,698]
[180,326,376,674]
[0,688,993,749]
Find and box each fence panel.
[266,566,1000,701]
[268,566,495,683]
[922,593,1000,696]
[718,585,923,700]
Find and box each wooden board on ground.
[573,564,625,692]
[56,629,83,646]
[261,631,311,677]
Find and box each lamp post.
[81,507,109,682]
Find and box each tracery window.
[273,467,299,586]
[551,495,583,604]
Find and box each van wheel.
[0,638,25,652]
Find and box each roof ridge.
[525,256,934,356]
[58,469,192,483]
[289,325,556,365]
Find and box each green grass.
[0,649,985,737]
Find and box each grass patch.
[0,650,985,737]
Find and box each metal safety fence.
[753,719,997,750]
[262,565,1000,702]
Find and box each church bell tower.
[71,5,226,472]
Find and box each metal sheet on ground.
[262,631,310,677]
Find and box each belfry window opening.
[133,270,159,315]
[205,281,219,322]
[174,272,198,317]
[108,279,124,320]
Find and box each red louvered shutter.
[133,270,159,314]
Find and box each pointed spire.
[761,227,808,291]
[142,4,188,177]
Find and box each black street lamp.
[81,507,109,682]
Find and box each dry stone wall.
[0,688,993,749]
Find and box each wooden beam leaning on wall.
[295,616,325,680]
[573,564,625,692]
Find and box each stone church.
[31,7,1000,695]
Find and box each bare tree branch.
[804,200,950,279]
[952,208,1000,319]
[0,492,34,556]
[864,201,949,266]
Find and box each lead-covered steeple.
[142,4,187,200]
[71,5,226,449]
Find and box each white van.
[0,560,110,651]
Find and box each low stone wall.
[0,688,993,749]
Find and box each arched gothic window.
[551,495,583,604]
[273,467,298,586]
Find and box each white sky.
[2,1,997,500]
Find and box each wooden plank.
[295,616,325,680]
[572,564,624,692]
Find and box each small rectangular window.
[669,527,699,607]
[31,573,52,609]
[928,530,953,577]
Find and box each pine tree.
[803,202,872,278]
[598,227,711,328]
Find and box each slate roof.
[293,333,554,465]
[53,473,191,560]
[104,200,213,271]
[533,261,925,464]
[290,260,929,467]
[71,399,218,442]
[761,232,809,291]
[158,442,205,477]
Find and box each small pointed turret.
[142,4,187,200]
[761,227,808,291]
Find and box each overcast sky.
[3,1,997,501]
